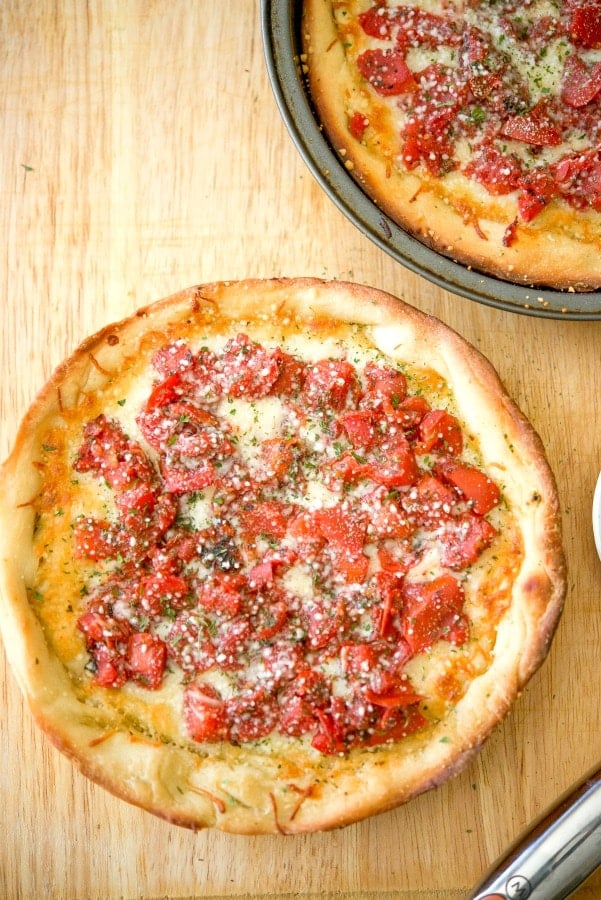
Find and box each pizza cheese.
[0,279,565,832]
[302,0,601,290]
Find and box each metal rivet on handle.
[505,875,532,899]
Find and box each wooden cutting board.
[1,2,600,897]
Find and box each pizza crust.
[302,0,601,291]
[0,278,565,832]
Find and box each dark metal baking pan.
[261,0,601,320]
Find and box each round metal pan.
[261,0,601,320]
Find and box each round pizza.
[302,0,601,291]
[0,278,565,833]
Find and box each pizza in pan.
[302,0,601,290]
[0,278,565,833]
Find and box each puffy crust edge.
[302,0,601,292]
[0,278,566,833]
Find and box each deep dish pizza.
[302,0,601,290]
[0,279,565,832]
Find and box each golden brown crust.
[0,278,566,832]
[302,0,601,291]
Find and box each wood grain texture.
[0,2,600,897]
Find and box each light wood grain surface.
[1,3,600,898]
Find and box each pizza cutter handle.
[468,764,601,900]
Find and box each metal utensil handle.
[468,765,601,899]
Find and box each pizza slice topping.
[73,333,502,755]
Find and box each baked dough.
[0,279,565,832]
[302,0,601,291]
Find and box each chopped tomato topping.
[561,54,601,108]
[246,558,276,589]
[569,4,601,48]
[279,693,320,737]
[393,395,431,430]
[256,436,297,482]
[183,682,229,742]
[286,509,326,548]
[463,23,489,64]
[356,49,417,96]
[364,433,419,488]
[138,400,234,458]
[152,341,195,377]
[270,348,307,396]
[151,530,198,569]
[371,569,403,637]
[418,409,463,455]
[127,632,167,689]
[151,492,179,535]
[326,450,366,486]
[360,5,460,49]
[240,499,289,541]
[397,8,461,49]
[440,513,497,569]
[313,504,366,553]
[407,474,455,527]
[517,170,559,222]
[341,409,376,448]
[252,596,289,641]
[214,333,280,399]
[301,359,358,411]
[554,148,601,211]
[260,641,305,685]
[139,572,190,617]
[78,609,130,648]
[214,617,252,670]
[437,459,501,515]
[367,488,415,540]
[364,682,422,708]
[366,705,428,747]
[313,505,370,583]
[75,414,155,494]
[401,575,467,654]
[78,608,131,688]
[196,576,243,618]
[500,103,562,147]
[114,483,157,516]
[73,518,119,560]
[304,596,346,649]
[226,687,280,743]
[161,459,216,494]
[145,372,183,412]
[364,361,407,411]
[92,644,128,688]
[401,64,468,175]
[341,641,379,677]
[348,110,370,140]
[310,705,347,755]
[248,548,297,588]
[165,611,216,675]
[377,543,416,578]
[463,146,523,196]
[358,5,396,40]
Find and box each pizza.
[301,0,601,291]
[0,278,565,833]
